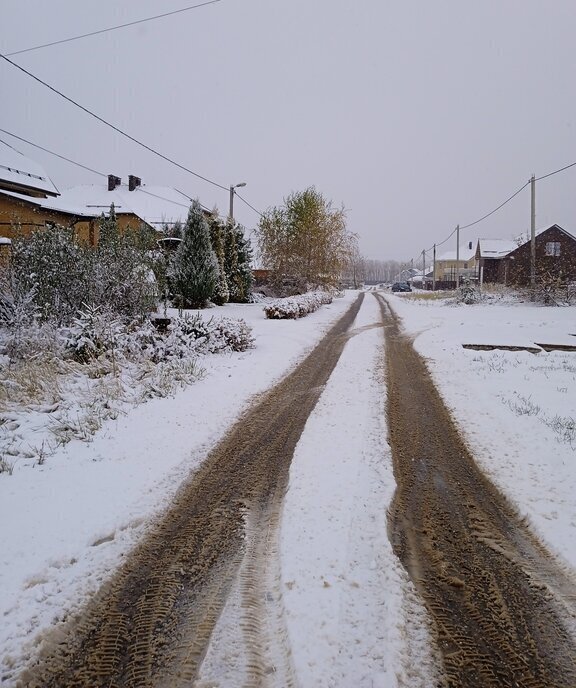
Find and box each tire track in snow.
[379,293,576,687]
[19,294,363,688]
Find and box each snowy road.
[380,294,576,687]
[4,290,576,687]
[20,295,394,686]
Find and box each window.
[545,241,561,256]
[464,262,468,268]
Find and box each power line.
[425,225,458,253]
[138,188,189,208]
[0,128,209,212]
[5,1,223,57]
[0,127,107,178]
[459,180,530,231]
[0,137,24,156]
[234,191,263,217]
[0,53,229,192]
[535,160,576,182]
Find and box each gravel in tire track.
[19,294,364,688]
[378,293,576,688]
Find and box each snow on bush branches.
[64,309,255,364]
[0,311,254,468]
[263,291,334,319]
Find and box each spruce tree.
[224,221,253,302]
[235,223,254,302]
[209,216,229,306]
[224,220,240,302]
[170,201,218,308]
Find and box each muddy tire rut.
[19,294,364,688]
[379,293,576,687]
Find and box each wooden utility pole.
[421,249,426,287]
[432,244,436,291]
[455,224,460,289]
[530,174,536,288]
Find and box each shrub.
[65,305,126,363]
[263,290,333,319]
[7,215,157,327]
[453,281,482,305]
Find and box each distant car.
[391,282,412,292]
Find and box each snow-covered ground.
[0,293,357,681]
[390,290,576,571]
[2,288,576,686]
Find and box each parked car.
[391,282,412,292]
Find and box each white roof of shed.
[477,239,517,259]
[0,143,59,196]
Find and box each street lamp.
[229,182,246,222]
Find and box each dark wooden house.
[503,224,576,286]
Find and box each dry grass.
[404,291,448,301]
[0,358,64,409]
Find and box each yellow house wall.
[0,195,145,247]
[434,257,478,281]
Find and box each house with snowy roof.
[55,174,207,245]
[0,142,96,243]
[0,143,59,198]
[475,226,576,286]
[0,141,206,246]
[433,242,477,285]
[500,224,576,286]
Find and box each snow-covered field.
[1,288,576,685]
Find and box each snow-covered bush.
[162,314,254,357]
[7,214,157,327]
[263,290,333,319]
[65,305,126,363]
[453,281,482,305]
[0,311,254,463]
[10,226,86,324]
[62,311,254,365]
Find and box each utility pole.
[455,224,460,289]
[530,174,536,289]
[432,244,436,291]
[421,249,426,288]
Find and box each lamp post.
[229,182,246,222]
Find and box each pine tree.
[209,216,229,305]
[170,201,218,308]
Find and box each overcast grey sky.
[2,1,575,261]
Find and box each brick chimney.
[108,174,121,191]
[128,175,142,191]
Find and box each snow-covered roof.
[0,143,59,197]
[56,183,199,228]
[533,224,575,241]
[477,239,517,259]
[436,245,476,262]
[0,189,96,218]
